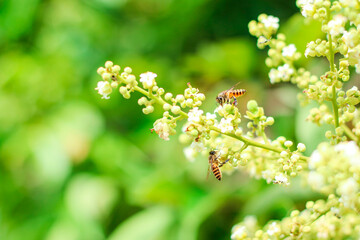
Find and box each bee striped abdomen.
[228,89,246,98]
[212,164,222,181]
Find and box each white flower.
[184,146,197,162]
[335,141,360,166]
[309,149,322,169]
[273,174,289,185]
[282,44,297,58]
[206,112,217,120]
[217,118,234,133]
[338,178,359,197]
[153,118,170,141]
[278,64,294,81]
[95,81,112,99]
[342,30,359,48]
[231,226,247,239]
[267,222,281,236]
[188,107,204,123]
[261,15,279,31]
[269,68,281,84]
[262,170,274,184]
[139,72,157,89]
[307,171,325,190]
[327,15,347,36]
[300,1,315,18]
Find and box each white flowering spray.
[95,1,360,238]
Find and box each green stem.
[134,85,187,118]
[210,126,309,162]
[327,11,340,129]
[342,124,359,143]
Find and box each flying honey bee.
[216,82,246,106]
[208,150,229,181]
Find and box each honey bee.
[208,150,229,181]
[216,82,246,106]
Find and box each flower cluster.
[95,0,360,238]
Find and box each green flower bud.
[163,103,172,111]
[165,93,173,101]
[97,67,106,75]
[112,65,121,73]
[157,88,165,95]
[105,61,113,68]
[335,127,344,136]
[325,130,332,139]
[175,94,185,103]
[124,67,132,73]
[146,105,154,113]
[297,143,306,152]
[110,81,118,88]
[171,106,181,115]
[283,165,290,171]
[119,86,127,95]
[247,100,258,113]
[280,151,289,158]
[235,128,243,136]
[197,93,205,101]
[138,97,148,106]
[102,72,112,81]
[284,140,293,148]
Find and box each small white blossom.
[231,226,247,239]
[278,64,294,81]
[335,141,360,167]
[95,81,112,99]
[188,107,204,123]
[267,222,281,236]
[262,170,275,184]
[342,30,359,48]
[217,118,234,133]
[273,174,289,185]
[183,146,197,162]
[309,149,322,169]
[327,15,347,37]
[282,44,297,58]
[139,72,157,89]
[261,15,279,31]
[307,171,325,190]
[299,0,315,18]
[269,68,281,84]
[206,112,217,121]
[153,118,170,141]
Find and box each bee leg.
[232,96,237,106]
[218,159,229,167]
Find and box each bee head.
[209,150,216,155]
[215,96,221,104]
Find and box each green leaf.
[108,206,173,240]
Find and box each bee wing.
[228,81,242,91]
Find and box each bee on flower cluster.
[208,150,229,181]
[216,82,246,106]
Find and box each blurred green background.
[0,0,328,239]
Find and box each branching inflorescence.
[95,0,360,238]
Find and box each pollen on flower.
[153,118,171,141]
[95,81,112,99]
[273,174,289,185]
[140,72,157,89]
